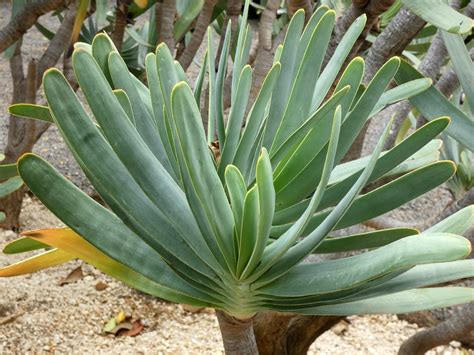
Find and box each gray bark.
[215,0,242,66]
[216,311,258,355]
[0,7,77,230]
[111,0,131,51]
[363,7,425,84]
[399,302,474,355]
[253,311,342,355]
[178,0,217,70]
[325,0,396,70]
[288,0,313,24]
[251,0,280,100]
[159,0,176,51]
[0,0,68,54]
[362,0,470,154]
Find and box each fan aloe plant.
[2,2,474,352]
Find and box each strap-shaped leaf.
[108,51,175,178]
[314,228,418,254]
[193,50,208,104]
[240,149,275,279]
[3,237,48,254]
[156,43,182,152]
[336,57,400,161]
[17,154,222,305]
[0,163,18,179]
[44,68,223,288]
[296,288,474,315]
[91,33,117,84]
[207,27,218,144]
[274,161,456,237]
[215,22,232,146]
[225,165,247,234]
[0,176,23,198]
[370,78,432,117]
[233,63,281,175]
[425,205,474,236]
[272,11,336,152]
[171,82,236,272]
[356,259,474,300]
[12,229,217,307]
[274,117,449,224]
[112,89,135,124]
[327,139,441,187]
[442,31,474,113]
[219,65,253,178]
[333,57,364,118]
[296,6,329,63]
[311,14,366,111]
[236,186,259,277]
[259,116,393,284]
[249,108,342,283]
[263,10,305,148]
[257,233,470,296]
[257,270,406,307]
[401,0,473,34]
[231,0,250,105]
[0,248,73,276]
[146,53,181,179]
[8,104,53,123]
[395,59,474,151]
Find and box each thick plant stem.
[112,0,130,51]
[178,0,217,70]
[251,0,280,100]
[0,7,76,230]
[399,302,474,355]
[288,0,313,24]
[363,7,425,83]
[216,311,258,355]
[215,0,242,65]
[361,0,470,155]
[0,0,67,54]
[325,0,396,70]
[159,0,176,51]
[253,311,342,355]
[1,47,35,230]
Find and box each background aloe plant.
[1,2,474,353]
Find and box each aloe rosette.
[2,3,474,324]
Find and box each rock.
[332,320,350,335]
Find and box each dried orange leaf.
[59,265,83,286]
[120,320,145,337]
